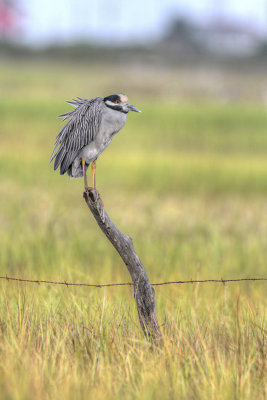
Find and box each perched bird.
[51,94,141,190]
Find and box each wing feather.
[51,97,103,174]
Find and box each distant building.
[195,18,263,56]
[165,16,265,57]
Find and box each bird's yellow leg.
[82,158,88,190]
[91,160,102,206]
[92,160,96,189]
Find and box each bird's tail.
[67,161,90,179]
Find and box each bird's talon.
[85,187,102,204]
[93,189,101,200]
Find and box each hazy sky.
[20,0,267,45]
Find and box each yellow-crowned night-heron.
[51,94,141,189]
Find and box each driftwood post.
[83,188,162,343]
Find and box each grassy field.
[0,60,266,399]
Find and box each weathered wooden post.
[83,189,162,343]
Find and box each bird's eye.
[115,100,120,104]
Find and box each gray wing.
[51,96,103,175]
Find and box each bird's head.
[104,94,141,114]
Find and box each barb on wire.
[0,275,266,288]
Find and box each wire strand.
[0,275,266,288]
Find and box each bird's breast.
[95,110,127,149]
[81,110,127,163]
[100,109,127,135]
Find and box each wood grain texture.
[83,188,162,343]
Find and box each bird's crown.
[104,94,128,105]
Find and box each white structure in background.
[18,0,267,50]
[196,18,264,55]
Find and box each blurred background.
[1,0,267,103]
[0,0,266,288]
[1,4,267,398]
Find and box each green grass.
[0,60,266,399]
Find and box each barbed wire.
[0,275,266,288]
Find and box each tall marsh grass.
[0,61,266,399]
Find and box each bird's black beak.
[127,103,141,113]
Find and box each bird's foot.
[85,186,99,197]
[84,187,104,220]
[84,186,94,196]
[85,187,104,207]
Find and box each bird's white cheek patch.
[105,100,115,107]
